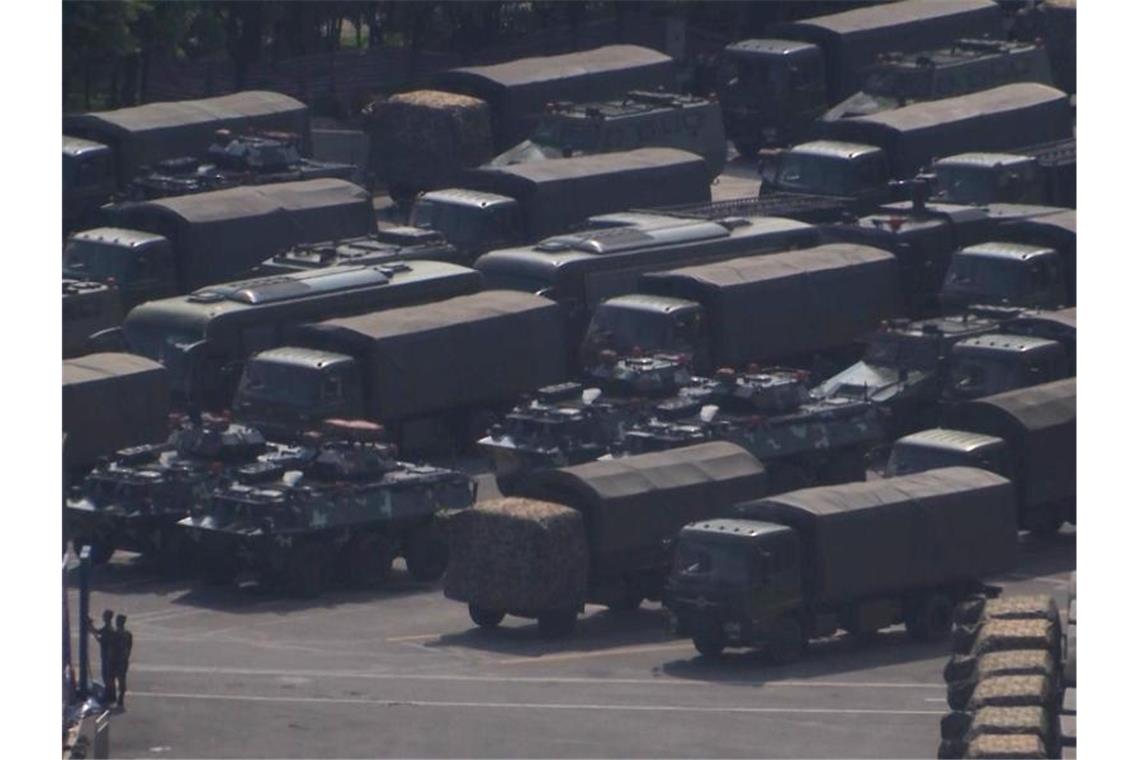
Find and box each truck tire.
[287,543,327,598]
[345,535,393,588]
[692,631,726,658]
[905,593,953,642]
[537,608,578,638]
[767,616,806,665]
[469,605,505,629]
[405,524,448,583]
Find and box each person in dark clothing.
[110,614,133,707]
[88,609,115,703]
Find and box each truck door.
[787,54,827,134]
[752,535,802,625]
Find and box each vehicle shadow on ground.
[421,604,678,658]
[659,628,949,685]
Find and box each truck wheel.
[905,593,953,642]
[693,631,725,658]
[346,535,393,588]
[469,605,505,629]
[537,608,578,638]
[767,617,806,665]
[405,524,448,583]
[287,543,327,598]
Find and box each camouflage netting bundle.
[964,733,1046,759]
[365,89,494,191]
[958,619,1061,659]
[940,707,1055,760]
[967,675,1054,711]
[953,595,1059,628]
[443,498,588,613]
[945,650,1058,710]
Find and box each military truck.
[64,90,310,192]
[64,423,302,570]
[646,194,850,226]
[63,353,170,479]
[123,260,483,408]
[941,378,1076,532]
[233,291,567,450]
[445,441,769,637]
[66,179,375,308]
[823,38,1053,121]
[63,136,116,233]
[666,467,1018,660]
[994,209,1076,304]
[181,440,476,596]
[758,84,1072,207]
[408,148,711,259]
[581,244,899,375]
[812,313,1002,436]
[474,212,819,349]
[491,91,727,180]
[63,279,123,358]
[941,241,1072,312]
[718,0,1005,152]
[929,139,1076,208]
[1004,307,1076,375]
[615,366,884,492]
[126,132,357,201]
[943,334,1071,401]
[253,228,465,276]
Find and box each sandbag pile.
[938,594,1068,759]
[443,497,588,613]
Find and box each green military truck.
[63,137,116,233]
[666,467,1018,661]
[929,139,1076,208]
[444,441,769,637]
[62,279,123,358]
[941,241,1072,312]
[942,334,1071,402]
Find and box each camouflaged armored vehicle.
[65,422,307,571]
[126,132,357,201]
[62,278,123,358]
[491,91,727,179]
[180,439,476,596]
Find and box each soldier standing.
[88,609,115,703]
[109,614,133,707]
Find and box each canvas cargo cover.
[639,243,898,365]
[461,148,710,239]
[109,179,374,290]
[515,442,767,570]
[735,467,1017,605]
[62,353,170,468]
[768,0,1003,101]
[433,45,674,149]
[814,84,1072,178]
[948,378,1075,510]
[64,91,309,183]
[292,291,566,420]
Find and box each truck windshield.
[945,357,1024,400]
[943,256,1031,305]
[63,239,133,282]
[886,446,967,476]
[934,165,999,204]
[673,539,752,585]
[585,305,673,355]
[410,199,496,249]
[864,334,940,371]
[775,153,859,197]
[237,363,321,406]
[722,54,784,95]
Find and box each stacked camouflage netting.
[365,90,494,192]
[443,498,588,613]
[938,594,1066,760]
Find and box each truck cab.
[62,227,178,312]
[885,428,1011,478]
[943,334,1069,401]
[62,278,124,358]
[717,40,827,154]
[409,188,523,258]
[941,242,1068,310]
[930,153,1047,205]
[759,141,890,206]
[233,347,363,439]
[581,295,707,372]
[63,136,116,233]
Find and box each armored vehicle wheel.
[905,593,953,642]
[537,608,578,639]
[767,617,806,665]
[345,535,393,588]
[287,543,327,598]
[693,631,725,658]
[469,605,506,629]
[405,524,448,583]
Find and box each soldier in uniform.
[109,614,133,707]
[88,609,115,703]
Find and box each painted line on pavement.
[494,641,699,665]
[132,691,943,716]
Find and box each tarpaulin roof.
[771,0,999,37]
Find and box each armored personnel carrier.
[180,440,476,596]
[127,132,357,201]
[617,367,883,491]
[65,423,303,571]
